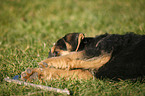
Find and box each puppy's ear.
[75,33,84,51]
[63,33,85,52]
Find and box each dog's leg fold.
[68,52,111,69]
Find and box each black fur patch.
[84,33,145,80]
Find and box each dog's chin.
[60,51,70,56]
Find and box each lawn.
[0,0,145,95]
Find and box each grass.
[0,0,145,95]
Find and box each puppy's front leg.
[39,51,85,69]
[39,51,111,70]
[39,55,74,70]
[21,67,93,81]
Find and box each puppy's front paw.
[21,68,42,82]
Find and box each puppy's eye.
[54,51,58,54]
[54,51,59,56]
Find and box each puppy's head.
[48,33,85,57]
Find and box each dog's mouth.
[48,50,71,58]
[48,51,58,58]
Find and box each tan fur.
[51,46,55,53]
[63,39,72,51]
[39,51,111,70]
[42,68,93,80]
[21,68,93,81]
[21,51,111,81]
[75,33,84,51]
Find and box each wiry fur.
[85,33,145,80]
[21,33,145,81]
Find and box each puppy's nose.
[48,51,53,58]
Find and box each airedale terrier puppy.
[21,33,145,81]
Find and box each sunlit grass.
[0,0,145,95]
